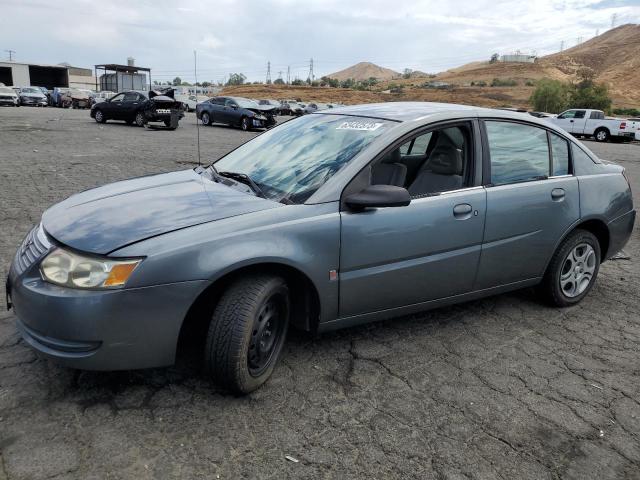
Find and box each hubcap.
[597,131,606,140]
[95,111,102,121]
[136,114,144,125]
[202,113,209,124]
[247,296,285,376]
[560,243,596,298]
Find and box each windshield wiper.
[217,171,267,198]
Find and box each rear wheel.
[201,112,211,126]
[134,112,146,127]
[594,128,610,142]
[204,275,290,394]
[540,229,601,307]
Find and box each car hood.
[21,92,46,99]
[42,169,279,255]
[248,106,276,114]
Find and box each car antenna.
[194,49,201,167]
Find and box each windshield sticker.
[336,121,384,131]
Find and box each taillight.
[620,122,626,129]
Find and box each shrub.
[491,78,518,87]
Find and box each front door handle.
[453,203,473,219]
[569,119,574,123]
[551,188,565,201]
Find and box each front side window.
[213,115,392,203]
[123,92,138,102]
[486,121,550,185]
[110,93,125,103]
[550,133,570,176]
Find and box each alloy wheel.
[95,111,103,123]
[202,113,210,125]
[560,243,596,298]
[135,113,145,127]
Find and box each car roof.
[322,102,527,122]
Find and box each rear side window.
[550,133,570,176]
[486,121,550,185]
[399,132,433,155]
[590,111,604,120]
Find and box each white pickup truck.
[550,109,638,142]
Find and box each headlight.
[40,248,142,289]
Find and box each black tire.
[125,119,133,125]
[204,275,290,394]
[134,111,146,127]
[201,112,211,126]
[240,116,250,131]
[594,128,610,143]
[94,109,106,123]
[540,229,601,307]
[164,120,171,127]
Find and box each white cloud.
[200,34,223,50]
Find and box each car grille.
[13,224,51,276]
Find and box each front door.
[474,121,580,289]
[339,122,487,317]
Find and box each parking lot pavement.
[0,107,639,480]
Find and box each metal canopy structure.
[94,64,152,92]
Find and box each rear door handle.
[453,203,473,219]
[551,188,565,201]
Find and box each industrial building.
[500,53,537,63]
[0,61,96,89]
[94,60,151,92]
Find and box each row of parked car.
[0,84,117,109]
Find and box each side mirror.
[232,104,238,110]
[345,185,411,211]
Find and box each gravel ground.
[0,107,639,480]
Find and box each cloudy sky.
[1,0,639,83]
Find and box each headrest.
[428,145,463,175]
[382,148,401,164]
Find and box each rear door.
[475,120,579,289]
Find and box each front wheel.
[240,116,250,131]
[204,275,290,394]
[540,229,601,307]
[94,109,106,123]
[201,112,211,126]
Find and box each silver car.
[6,102,635,393]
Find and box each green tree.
[172,77,182,86]
[569,82,611,111]
[403,68,413,79]
[291,79,305,86]
[489,53,499,64]
[273,78,285,85]
[529,79,570,113]
[226,73,246,86]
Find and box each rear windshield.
[213,115,392,203]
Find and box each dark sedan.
[196,96,277,131]
[90,89,184,128]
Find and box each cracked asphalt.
[0,107,639,479]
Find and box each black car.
[196,96,277,131]
[90,89,184,128]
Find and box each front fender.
[113,202,341,322]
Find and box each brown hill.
[326,62,400,81]
[432,24,640,107]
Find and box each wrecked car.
[18,87,48,107]
[62,89,92,109]
[0,86,20,106]
[90,88,184,129]
[196,96,277,131]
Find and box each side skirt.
[317,277,541,333]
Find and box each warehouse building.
[0,61,97,89]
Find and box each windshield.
[235,98,259,108]
[213,115,392,203]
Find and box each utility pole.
[611,13,617,29]
[308,58,314,83]
[5,49,15,61]
[266,61,271,84]
[286,66,290,85]
[277,70,283,82]
[560,40,564,52]
[595,28,599,37]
